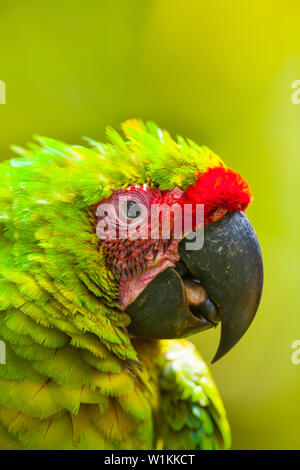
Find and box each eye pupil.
[126,201,141,219]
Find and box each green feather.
[0,120,230,450]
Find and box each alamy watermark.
[291,80,300,104]
[0,80,6,104]
[96,197,205,250]
[0,340,6,364]
[291,340,300,364]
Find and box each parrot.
[0,119,263,450]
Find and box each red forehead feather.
[124,166,252,215]
[183,166,253,215]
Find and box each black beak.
[126,211,263,362]
[179,211,263,362]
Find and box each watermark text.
[0,80,6,104]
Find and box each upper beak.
[126,210,263,362]
[179,210,263,362]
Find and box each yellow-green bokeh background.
[1,0,300,450]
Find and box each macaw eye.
[125,201,141,220]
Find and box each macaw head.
[6,119,263,362]
[93,120,263,362]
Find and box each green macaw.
[0,120,263,450]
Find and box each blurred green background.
[1,0,300,450]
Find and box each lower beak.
[126,211,263,362]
